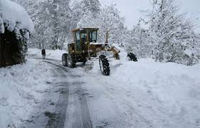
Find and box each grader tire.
[62,53,68,66]
[99,55,110,76]
[67,54,76,68]
[62,53,75,68]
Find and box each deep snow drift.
[85,56,200,128]
[0,48,200,128]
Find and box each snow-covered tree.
[77,5,126,45]
[71,0,101,29]
[14,0,127,50]
[124,19,157,59]
[145,0,200,65]
[14,0,71,49]
[43,0,71,49]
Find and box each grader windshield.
[74,28,98,52]
[78,29,97,42]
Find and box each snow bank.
[0,59,54,128]
[86,52,200,128]
[0,0,34,33]
[0,48,67,128]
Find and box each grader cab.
[62,28,137,76]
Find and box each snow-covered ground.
[0,58,53,127]
[0,48,200,128]
[84,57,200,128]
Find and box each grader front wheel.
[62,53,68,66]
[99,55,110,76]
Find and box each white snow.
[0,58,56,128]
[0,48,200,128]
[70,0,82,7]
[28,48,66,61]
[0,0,34,33]
[82,52,200,128]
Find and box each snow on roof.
[0,0,34,34]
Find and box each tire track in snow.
[42,60,93,128]
[20,59,70,128]
[76,83,93,128]
[45,66,69,128]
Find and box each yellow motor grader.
[62,28,137,76]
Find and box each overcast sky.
[99,0,200,31]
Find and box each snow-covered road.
[20,59,93,128]
[0,48,200,128]
[22,60,71,128]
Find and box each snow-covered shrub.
[0,0,34,67]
